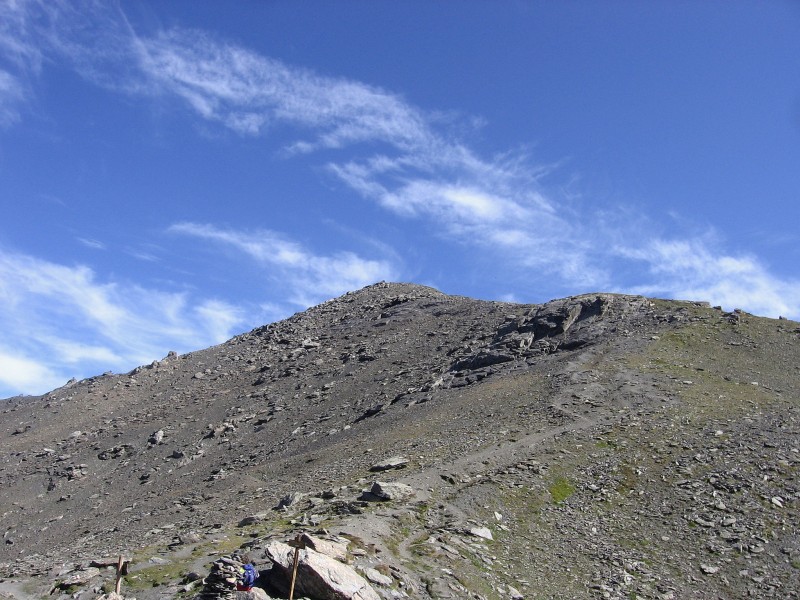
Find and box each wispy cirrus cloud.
[0,249,247,397]
[130,26,607,288]
[0,0,41,125]
[3,0,799,334]
[169,222,400,306]
[0,69,24,126]
[135,25,800,319]
[136,27,433,149]
[0,0,77,125]
[617,238,800,318]
[3,1,584,285]
[0,350,63,398]
[0,0,45,73]
[77,237,106,250]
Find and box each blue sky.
[1,1,799,398]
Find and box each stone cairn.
[194,555,245,600]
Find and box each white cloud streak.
[0,250,247,397]
[130,26,800,319]
[4,2,584,280]
[169,222,399,306]
[0,349,63,396]
[0,68,24,126]
[135,27,433,149]
[617,239,800,319]
[0,0,45,125]
[77,237,106,250]
[0,0,45,70]
[127,20,594,284]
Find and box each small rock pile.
[194,555,245,600]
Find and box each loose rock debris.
[0,282,798,599]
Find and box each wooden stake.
[287,534,306,600]
[114,555,124,594]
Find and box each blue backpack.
[240,563,258,587]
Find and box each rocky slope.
[0,282,798,599]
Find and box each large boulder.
[264,541,379,600]
[56,566,101,589]
[300,533,349,563]
[369,481,415,502]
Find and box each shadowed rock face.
[1,282,799,600]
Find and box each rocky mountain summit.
[1,282,798,599]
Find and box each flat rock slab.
[468,526,494,541]
[58,567,100,588]
[301,533,349,563]
[369,481,415,502]
[369,456,409,471]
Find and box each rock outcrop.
[264,541,380,600]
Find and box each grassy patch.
[625,314,785,421]
[120,526,252,593]
[447,561,496,599]
[125,561,187,590]
[341,532,377,562]
[548,477,575,504]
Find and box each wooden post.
[287,534,307,600]
[114,555,124,594]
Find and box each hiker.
[236,554,259,591]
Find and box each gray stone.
[369,481,415,502]
[265,540,380,600]
[300,533,349,562]
[369,456,410,472]
[57,566,101,588]
[275,492,306,510]
[363,567,393,587]
[468,526,493,541]
[238,513,269,527]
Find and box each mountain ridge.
[1,282,798,599]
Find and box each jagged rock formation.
[0,282,798,599]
